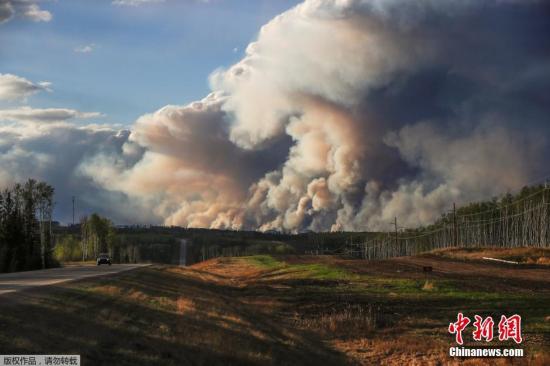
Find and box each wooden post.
[453,203,458,247]
[394,217,398,249]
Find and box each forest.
[0,179,55,273]
[54,213,154,264]
[347,184,550,260]
[6,180,549,270]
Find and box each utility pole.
[453,203,458,247]
[72,196,75,226]
[394,217,398,247]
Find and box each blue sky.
[0,0,301,125]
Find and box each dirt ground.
[0,253,548,365]
[198,255,550,364]
[278,254,550,293]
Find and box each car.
[97,253,112,266]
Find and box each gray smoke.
[2,0,550,231]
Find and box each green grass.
[295,263,358,280]
[247,254,283,269]
[247,255,359,281]
[244,255,542,302]
[246,255,549,356]
[247,256,550,338]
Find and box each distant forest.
[55,214,158,265]
[55,182,550,265]
[406,184,549,235]
[0,179,55,273]
[4,180,546,271]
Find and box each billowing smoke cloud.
[3,0,550,231]
[0,0,51,23]
[79,0,550,231]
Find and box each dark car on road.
[97,253,112,266]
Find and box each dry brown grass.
[127,289,148,301]
[534,256,550,265]
[92,284,122,296]
[61,261,96,267]
[1,261,349,365]
[529,352,550,366]
[332,335,549,366]
[296,304,379,337]
[1,256,549,365]
[432,247,550,265]
[422,279,435,291]
[331,335,446,366]
[175,296,194,314]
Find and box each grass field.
[0,253,549,365]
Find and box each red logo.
[448,312,471,345]
[449,313,522,344]
[472,315,494,342]
[498,314,523,344]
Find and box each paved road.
[0,263,148,295]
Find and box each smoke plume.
[3,0,550,231]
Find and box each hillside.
[1,255,548,365]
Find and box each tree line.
[0,179,55,273]
[347,184,550,260]
[55,213,118,262]
[80,213,116,260]
[55,214,165,264]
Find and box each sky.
[0,0,301,124]
[0,0,549,232]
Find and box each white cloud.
[0,73,51,101]
[0,119,152,224]
[0,1,51,23]
[21,3,51,21]
[112,0,165,6]
[111,0,210,6]
[74,44,96,54]
[0,106,103,123]
[0,1,14,23]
